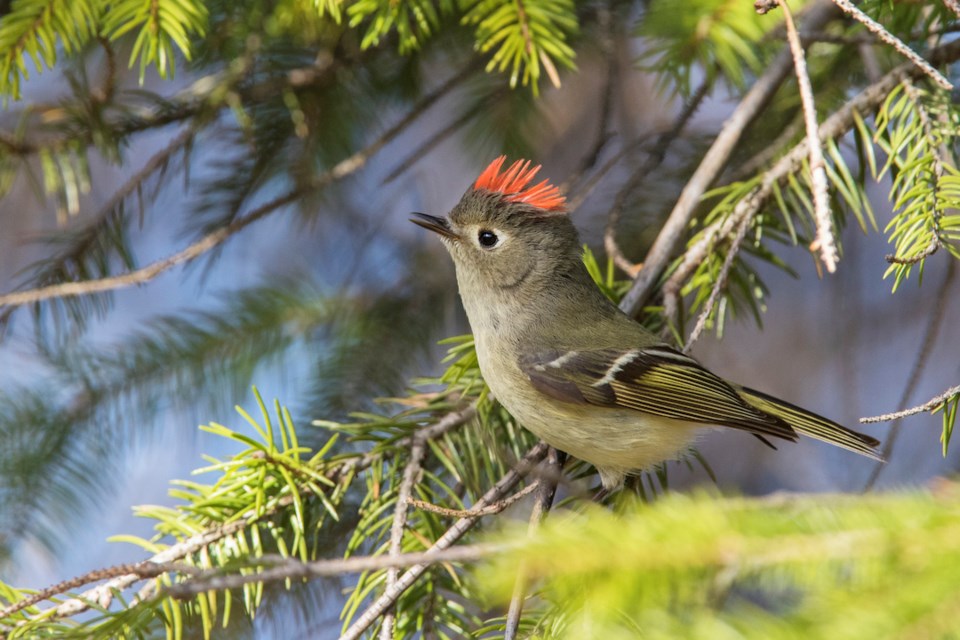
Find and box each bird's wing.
[518,346,799,443]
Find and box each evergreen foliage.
[1,0,959,637]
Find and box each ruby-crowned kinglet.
[412,156,881,490]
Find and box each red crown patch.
[473,156,566,212]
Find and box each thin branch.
[732,114,803,180]
[92,36,117,105]
[166,544,503,600]
[504,447,562,640]
[945,0,960,19]
[0,188,301,308]
[862,261,955,489]
[782,0,837,273]
[0,64,474,311]
[860,384,960,425]
[683,208,754,350]
[564,133,654,213]
[17,404,475,623]
[382,87,503,185]
[661,37,960,322]
[0,562,197,621]
[560,1,617,196]
[801,23,960,45]
[381,437,426,640]
[829,0,953,90]
[339,443,550,640]
[619,0,841,317]
[604,77,712,277]
[408,480,540,518]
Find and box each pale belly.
[475,337,700,489]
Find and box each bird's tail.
[738,386,883,460]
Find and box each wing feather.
[520,348,798,442]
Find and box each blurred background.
[0,0,958,636]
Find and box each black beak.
[410,212,458,240]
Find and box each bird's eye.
[477,229,499,248]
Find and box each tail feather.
[738,386,883,461]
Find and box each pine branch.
[661,36,960,322]
[339,443,549,640]
[619,0,840,317]
[10,404,476,625]
[0,63,474,313]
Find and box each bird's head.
[411,156,581,296]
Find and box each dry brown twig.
[830,0,953,90]
[0,562,198,622]
[504,447,562,640]
[862,261,956,490]
[166,544,504,600]
[780,0,838,273]
[338,443,550,640]
[861,384,960,425]
[603,77,712,276]
[381,437,426,640]
[409,480,540,518]
[618,0,840,317]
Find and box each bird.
[411,156,881,491]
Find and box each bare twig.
[604,78,712,276]
[733,115,803,180]
[782,0,838,273]
[381,438,426,640]
[564,133,654,213]
[0,65,473,311]
[662,38,960,322]
[662,187,767,324]
[14,404,475,624]
[561,1,617,196]
[504,447,562,640]
[860,384,960,425]
[683,209,754,350]
[382,90,501,185]
[92,36,117,105]
[339,443,550,640]
[829,0,953,90]
[862,261,956,489]
[408,480,540,518]
[619,0,840,317]
[945,0,960,19]
[166,544,503,600]
[0,562,197,621]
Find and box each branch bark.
[338,443,549,640]
[618,0,840,317]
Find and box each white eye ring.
[477,229,502,249]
